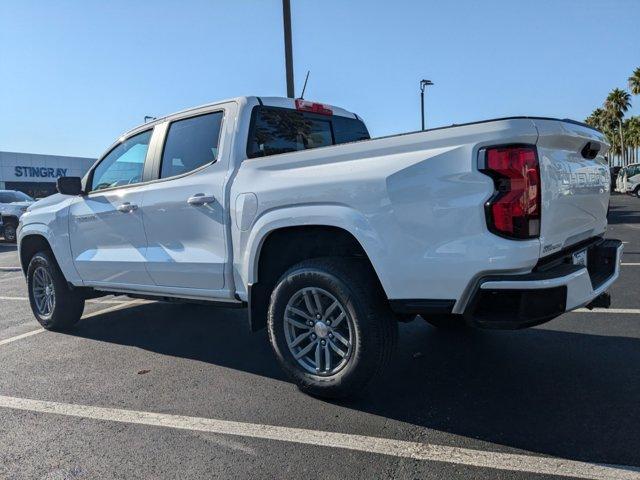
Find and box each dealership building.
[0,151,95,198]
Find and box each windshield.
[0,191,34,203]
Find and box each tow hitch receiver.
[586,292,611,310]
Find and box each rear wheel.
[27,251,85,331]
[267,258,397,398]
[3,223,17,243]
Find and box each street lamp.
[420,79,434,130]
[282,0,294,98]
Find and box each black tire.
[422,314,467,330]
[27,251,84,331]
[3,224,16,243]
[634,186,640,198]
[267,258,397,399]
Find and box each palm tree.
[627,116,640,164]
[585,108,606,130]
[605,88,632,164]
[629,67,640,95]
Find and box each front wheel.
[27,251,85,331]
[3,223,17,243]
[267,258,397,398]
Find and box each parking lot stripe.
[81,299,145,317]
[0,329,44,346]
[621,263,640,266]
[575,308,640,314]
[0,295,139,305]
[0,395,636,480]
[0,300,143,347]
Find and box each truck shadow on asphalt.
[71,301,640,468]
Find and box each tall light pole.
[282,0,295,98]
[420,79,434,130]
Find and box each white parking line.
[575,308,640,314]
[81,299,146,316]
[621,263,640,266]
[0,329,44,346]
[0,295,136,304]
[0,395,637,480]
[0,299,144,347]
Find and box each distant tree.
[629,67,640,95]
[585,108,606,130]
[605,88,632,164]
[626,116,640,164]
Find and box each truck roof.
[121,96,360,139]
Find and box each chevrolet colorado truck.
[18,96,622,398]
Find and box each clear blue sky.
[1,0,639,158]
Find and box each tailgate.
[533,119,610,257]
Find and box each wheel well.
[2,215,19,226]
[19,235,53,274]
[248,225,386,331]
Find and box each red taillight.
[294,99,333,115]
[480,145,540,239]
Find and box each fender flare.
[19,223,82,284]
[240,204,390,293]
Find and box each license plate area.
[572,249,588,267]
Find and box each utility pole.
[420,79,434,130]
[282,0,295,98]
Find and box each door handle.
[117,202,138,213]
[187,194,216,206]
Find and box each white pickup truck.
[18,96,622,397]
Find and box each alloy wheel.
[32,266,55,318]
[284,287,354,376]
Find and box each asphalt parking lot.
[0,194,639,480]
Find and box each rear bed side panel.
[533,119,610,258]
[233,118,540,305]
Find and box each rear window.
[247,106,369,158]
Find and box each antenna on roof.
[299,70,310,99]
[144,115,157,123]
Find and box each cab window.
[160,112,224,179]
[91,130,152,192]
[247,106,370,158]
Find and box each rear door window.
[247,106,369,158]
[160,112,224,179]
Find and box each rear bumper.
[464,238,623,329]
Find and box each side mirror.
[56,176,83,196]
